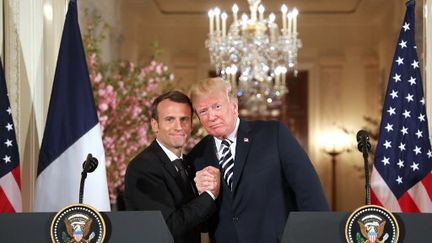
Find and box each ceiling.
[151,0,388,16]
[118,0,411,64]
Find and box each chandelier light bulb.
[269,13,275,23]
[258,5,265,21]
[232,4,239,13]
[292,8,299,35]
[213,7,221,34]
[281,5,288,30]
[214,7,220,15]
[241,13,248,22]
[208,10,214,35]
[281,4,287,13]
[232,4,239,22]
[221,12,228,37]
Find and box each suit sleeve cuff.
[205,190,216,200]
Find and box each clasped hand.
[194,166,220,198]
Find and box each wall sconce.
[318,129,351,211]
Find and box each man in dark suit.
[188,77,329,243]
[124,91,221,243]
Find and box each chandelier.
[206,0,301,114]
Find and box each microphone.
[83,153,99,174]
[356,130,371,205]
[356,130,371,154]
[79,153,99,204]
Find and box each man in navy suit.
[124,91,221,243]
[188,77,329,243]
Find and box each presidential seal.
[51,204,106,243]
[345,205,399,243]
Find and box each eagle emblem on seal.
[357,215,389,243]
[63,213,95,243]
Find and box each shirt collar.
[214,117,240,151]
[156,139,182,162]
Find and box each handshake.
[194,166,221,198]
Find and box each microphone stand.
[361,146,371,205]
[79,170,88,204]
[79,154,98,204]
[357,130,371,205]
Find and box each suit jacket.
[124,140,216,243]
[187,120,329,243]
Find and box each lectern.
[282,211,432,243]
[0,211,173,242]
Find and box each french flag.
[34,0,110,212]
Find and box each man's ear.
[231,98,239,113]
[150,118,159,133]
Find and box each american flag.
[371,0,432,212]
[0,63,22,213]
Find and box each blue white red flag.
[371,0,432,212]
[34,0,110,211]
[0,62,22,213]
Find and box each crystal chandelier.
[206,0,301,111]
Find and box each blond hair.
[189,77,237,103]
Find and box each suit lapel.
[232,120,252,193]
[183,157,199,197]
[150,140,198,201]
[149,140,183,187]
[201,137,220,168]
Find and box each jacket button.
[232,217,239,222]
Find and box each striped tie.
[220,139,234,190]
